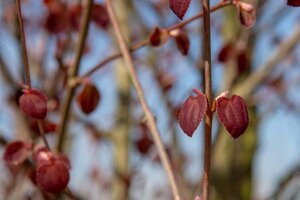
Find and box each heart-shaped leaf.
[216,92,249,139]
[169,0,191,20]
[19,89,48,119]
[178,89,207,137]
[3,141,32,167]
[287,0,300,7]
[76,83,100,114]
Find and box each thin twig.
[37,120,50,149]
[56,0,93,152]
[202,0,213,199]
[77,1,231,82]
[105,0,181,199]
[16,0,31,88]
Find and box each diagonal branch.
[105,0,181,199]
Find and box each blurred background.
[0,0,300,199]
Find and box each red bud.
[76,83,100,114]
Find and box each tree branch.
[56,0,93,152]
[105,0,181,199]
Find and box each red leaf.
[45,2,69,33]
[237,2,256,28]
[169,0,191,19]
[169,29,190,55]
[178,89,207,137]
[287,0,300,7]
[3,141,32,167]
[92,4,109,29]
[216,92,249,139]
[149,27,169,47]
[76,83,100,114]
[69,3,82,30]
[36,159,70,194]
[218,43,235,63]
[19,89,48,119]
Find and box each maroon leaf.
[3,141,32,167]
[169,0,191,19]
[76,83,100,114]
[19,89,48,119]
[287,0,300,7]
[69,3,82,30]
[216,92,249,139]
[45,2,69,33]
[169,29,190,55]
[36,159,70,194]
[218,43,235,63]
[149,27,169,47]
[34,147,70,193]
[178,89,207,137]
[92,4,109,29]
[237,2,256,28]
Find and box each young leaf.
[150,27,169,47]
[92,4,109,29]
[169,29,190,55]
[169,0,191,20]
[216,92,249,139]
[19,89,48,119]
[237,2,256,28]
[287,0,300,7]
[3,141,32,167]
[178,89,207,137]
[76,83,100,114]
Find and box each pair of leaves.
[150,27,190,55]
[178,89,249,139]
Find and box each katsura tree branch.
[16,0,31,88]
[105,0,181,199]
[202,0,213,199]
[76,1,231,82]
[56,0,93,153]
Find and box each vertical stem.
[202,0,212,199]
[16,0,31,88]
[105,0,181,199]
[56,0,93,153]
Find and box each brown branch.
[56,0,93,153]
[202,0,212,199]
[75,1,231,83]
[16,0,31,88]
[105,0,181,199]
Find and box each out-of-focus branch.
[77,1,232,81]
[56,0,93,153]
[234,24,300,98]
[105,0,181,199]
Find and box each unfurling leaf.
[178,89,207,137]
[34,147,70,194]
[237,2,256,28]
[169,0,191,19]
[19,89,48,119]
[169,29,190,55]
[216,92,249,139]
[3,141,32,167]
[287,0,300,7]
[76,83,100,114]
[150,27,169,47]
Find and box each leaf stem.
[105,0,181,199]
[202,0,213,199]
[16,0,31,88]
